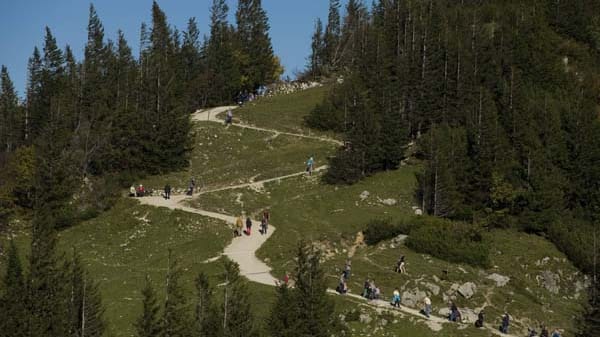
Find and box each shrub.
[363,218,399,245]
[406,217,491,268]
[548,219,598,275]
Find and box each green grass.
[228,84,338,138]
[57,198,233,337]
[141,123,336,192]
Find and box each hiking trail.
[138,106,520,337]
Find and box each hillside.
[2,86,589,336]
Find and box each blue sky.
[0,0,347,98]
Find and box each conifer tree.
[0,241,27,337]
[67,252,105,337]
[163,250,192,337]
[136,276,163,337]
[195,272,220,337]
[221,260,256,337]
[309,19,325,80]
[25,47,42,142]
[0,66,21,154]
[323,0,341,72]
[267,283,297,337]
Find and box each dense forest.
[0,0,281,335]
[305,0,599,334]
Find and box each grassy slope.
[227,84,338,138]
[57,198,233,336]
[141,123,335,192]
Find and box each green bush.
[363,218,399,245]
[548,219,598,275]
[406,217,491,268]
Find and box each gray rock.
[540,270,561,294]
[401,288,427,308]
[391,234,408,245]
[423,282,440,296]
[381,198,397,206]
[360,191,370,201]
[359,313,372,324]
[487,273,510,287]
[457,282,477,299]
[380,319,388,326]
[438,308,450,317]
[414,208,423,216]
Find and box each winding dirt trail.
[192,106,343,146]
[137,106,519,336]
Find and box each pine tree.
[323,0,341,72]
[267,283,297,337]
[221,259,256,337]
[136,276,163,337]
[292,242,340,337]
[163,250,192,337]
[0,66,21,154]
[207,0,240,104]
[67,252,105,337]
[0,241,28,337]
[309,19,325,80]
[195,272,220,337]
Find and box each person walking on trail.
[306,156,314,176]
[395,255,406,274]
[500,313,510,333]
[235,216,244,237]
[423,296,432,318]
[164,184,171,200]
[245,216,252,235]
[260,217,268,235]
[225,109,233,125]
[540,325,549,337]
[475,310,485,328]
[129,185,137,197]
[262,209,270,225]
[551,328,561,337]
[390,288,401,307]
[343,260,351,280]
[187,177,196,196]
[449,302,461,322]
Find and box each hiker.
[187,177,195,196]
[262,209,270,225]
[164,184,171,200]
[336,279,348,294]
[551,328,561,337]
[362,279,371,298]
[528,328,538,337]
[129,185,136,197]
[540,325,549,337]
[343,260,351,280]
[137,184,145,197]
[225,109,233,125]
[475,310,485,328]
[500,313,510,334]
[390,288,401,307]
[245,216,252,235]
[235,216,244,237]
[306,156,314,175]
[422,296,432,318]
[395,256,406,274]
[260,217,268,235]
[449,302,461,322]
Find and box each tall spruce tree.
[309,19,325,80]
[136,276,163,337]
[0,66,21,154]
[194,272,220,337]
[221,260,256,337]
[0,241,27,337]
[323,0,341,72]
[162,250,192,337]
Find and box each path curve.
[139,106,520,337]
[137,194,277,286]
[192,106,344,146]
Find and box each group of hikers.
[233,209,270,237]
[129,184,150,197]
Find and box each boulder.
[487,273,510,287]
[457,282,477,299]
[423,282,441,296]
[381,198,397,206]
[414,208,423,216]
[359,313,372,324]
[391,234,408,245]
[401,288,427,308]
[360,191,370,201]
[540,270,560,294]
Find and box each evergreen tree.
[0,66,21,154]
[221,260,256,337]
[267,283,297,337]
[309,19,325,80]
[136,276,163,337]
[0,241,27,337]
[162,250,192,337]
[67,252,105,337]
[207,0,241,104]
[323,0,341,72]
[292,242,339,337]
[195,272,220,337]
